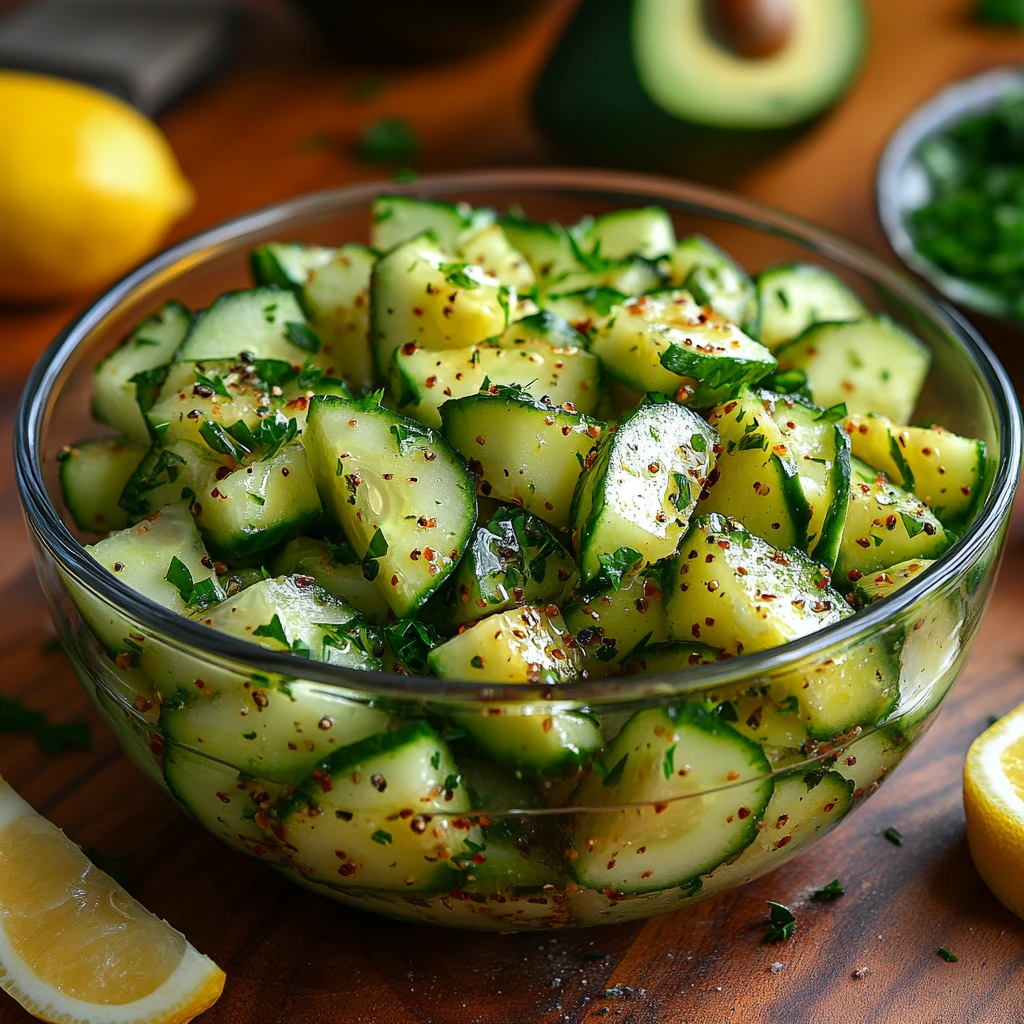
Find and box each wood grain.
[2,1,1024,1021]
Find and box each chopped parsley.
[883,826,904,846]
[812,879,845,899]
[354,117,420,165]
[361,528,389,582]
[370,830,393,846]
[764,901,796,943]
[937,946,959,962]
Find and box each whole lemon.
[0,71,193,302]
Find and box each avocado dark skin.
[532,0,819,184]
[293,0,550,61]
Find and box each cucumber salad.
[60,195,986,927]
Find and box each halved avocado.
[534,0,867,182]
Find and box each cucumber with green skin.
[59,438,147,535]
[391,337,601,429]
[570,705,774,894]
[270,536,392,625]
[440,387,605,530]
[574,206,675,261]
[665,513,850,656]
[562,565,670,677]
[371,194,477,254]
[439,506,576,631]
[776,317,931,424]
[371,233,512,376]
[176,286,324,366]
[458,222,536,292]
[570,395,718,582]
[835,458,953,581]
[497,215,579,281]
[249,242,336,290]
[845,412,987,528]
[590,290,775,405]
[667,235,755,327]
[303,392,477,618]
[619,640,723,675]
[92,301,191,445]
[273,720,473,892]
[751,263,867,352]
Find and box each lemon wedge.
[0,776,224,1024]
[0,71,193,301]
[964,703,1024,920]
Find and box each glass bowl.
[14,169,1022,931]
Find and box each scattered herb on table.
[354,117,420,166]
[583,951,610,962]
[937,946,959,962]
[764,901,796,943]
[0,695,91,754]
[883,827,904,846]
[812,878,845,900]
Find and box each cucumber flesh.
[274,720,473,891]
[753,263,867,352]
[440,388,605,530]
[304,393,477,617]
[776,317,931,424]
[570,706,774,894]
[270,536,392,625]
[665,513,851,656]
[92,301,191,444]
[371,194,474,253]
[59,438,146,535]
[619,641,723,675]
[575,206,675,261]
[497,216,579,280]
[458,222,536,291]
[249,242,336,289]
[570,396,718,581]
[845,412,986,527]
[835,458,953,580]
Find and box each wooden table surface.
[3,1,1024,1021]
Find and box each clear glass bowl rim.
[14,167,1023,704]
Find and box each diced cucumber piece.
[752,263,867,352]
[440,387,605,529]
[249,241,336,289]
[440,506,575,630]
[91,301,191,444]
[619,641,723,675]
[701,770,853,894]
[833,720,914,797]
[177,286,323,365]
[726,693,808,767]
[575,206,675,260]
[497,215,579,280]
[770,394,851,570]
[534,285,627,333]
[851,557,934,607]
[302,244,378,393]
[86,504,222,617]
[666,235,755,326]
[458,222,536,291]
[770,631,901,739]
[570,396,717,581]
[590,290,775,405]
[371,234,512,376]
[164,743,290,861]
[160,681,389,786]
[570,706,773,894]
[118,441,202,521]
[391,337,601,428]
[304,393,477,617]
[537,257,664,316]
[845,413,986,527]
[666,513,851,655]
[188,441,321,559]
[270,536,392,625]
[147,357,349,448]
[494,310,588,349]
[371,194,474,253]
[59,437,146,534]
[835,458,952,580]
[428,605,580,684]
[78,504,222,658]
[702,387,810,550]
[273,721,470,891]
[776,317,931,424]
[455,834,564,896]
[563,566,669,677]
[194,575,380,671]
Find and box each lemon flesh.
[964,705,1024,920]
[0,777,223,1024]
[0,71,193,301]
